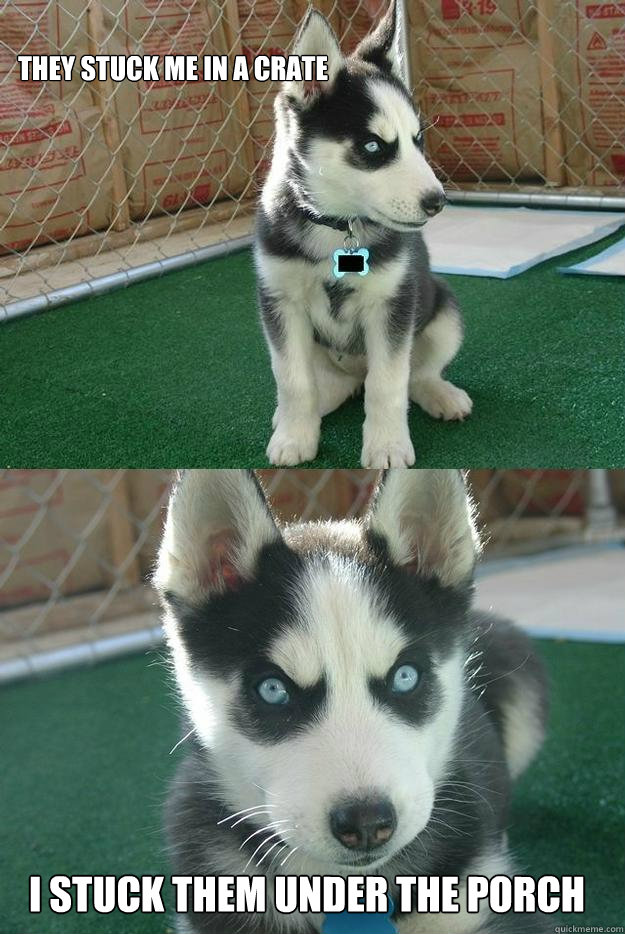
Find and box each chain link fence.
[1,0,623,316]
[1,468,623,682]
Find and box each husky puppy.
[155,469,548,934]
[256,2,473,468]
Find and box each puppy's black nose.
[330,798,396,850]
[421,190,446,217]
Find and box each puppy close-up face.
[235,555,471,871]
[278,5,446,230]
[156,469,478,872]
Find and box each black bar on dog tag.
[337,252,365,273]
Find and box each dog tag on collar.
[333,248,370,278]
[333,219,369,278]
[321,898,397,934]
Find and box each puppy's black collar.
[298,207,377,232]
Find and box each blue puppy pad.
[422,205,625,278]
[558,235,625,277]
[322,897,397,933]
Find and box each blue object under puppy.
[321,897,397,933]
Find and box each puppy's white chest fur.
[259,242,409,352]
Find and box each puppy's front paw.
[361,425,415,468]
[267,419,320,465]
[411,378,473,421]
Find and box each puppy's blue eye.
[364,139,381,153]
[391,664,419,694]
[257,677,290,705]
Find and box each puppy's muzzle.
[330,796,396,850]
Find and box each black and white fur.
[256,2,473,468]
[155,469,549,934]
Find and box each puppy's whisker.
[428,815,471,838]
[240,820,290,850]
[244,831,286,872]
[252,782,280,799]
[169,729,194,755]
[217,803,277,825]
[418,114,440,132]
[230,810,278,829]
[257,836,292,867]
[267,841,291,872]
[279,845,300,869]
[433,805,478,822]
[221,808,278,829]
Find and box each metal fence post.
[586,469,618,535]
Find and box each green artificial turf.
[1,228,624,468]
[1,639,624,933]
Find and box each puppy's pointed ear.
[366,470,480,587]
[353,0,404,83]
[286,9,344,104]
[154,470,280,604]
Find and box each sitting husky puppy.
[256,1,473,468]
[155,470,548,934]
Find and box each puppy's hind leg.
[313,345,364,417]
[409,301,473,421]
